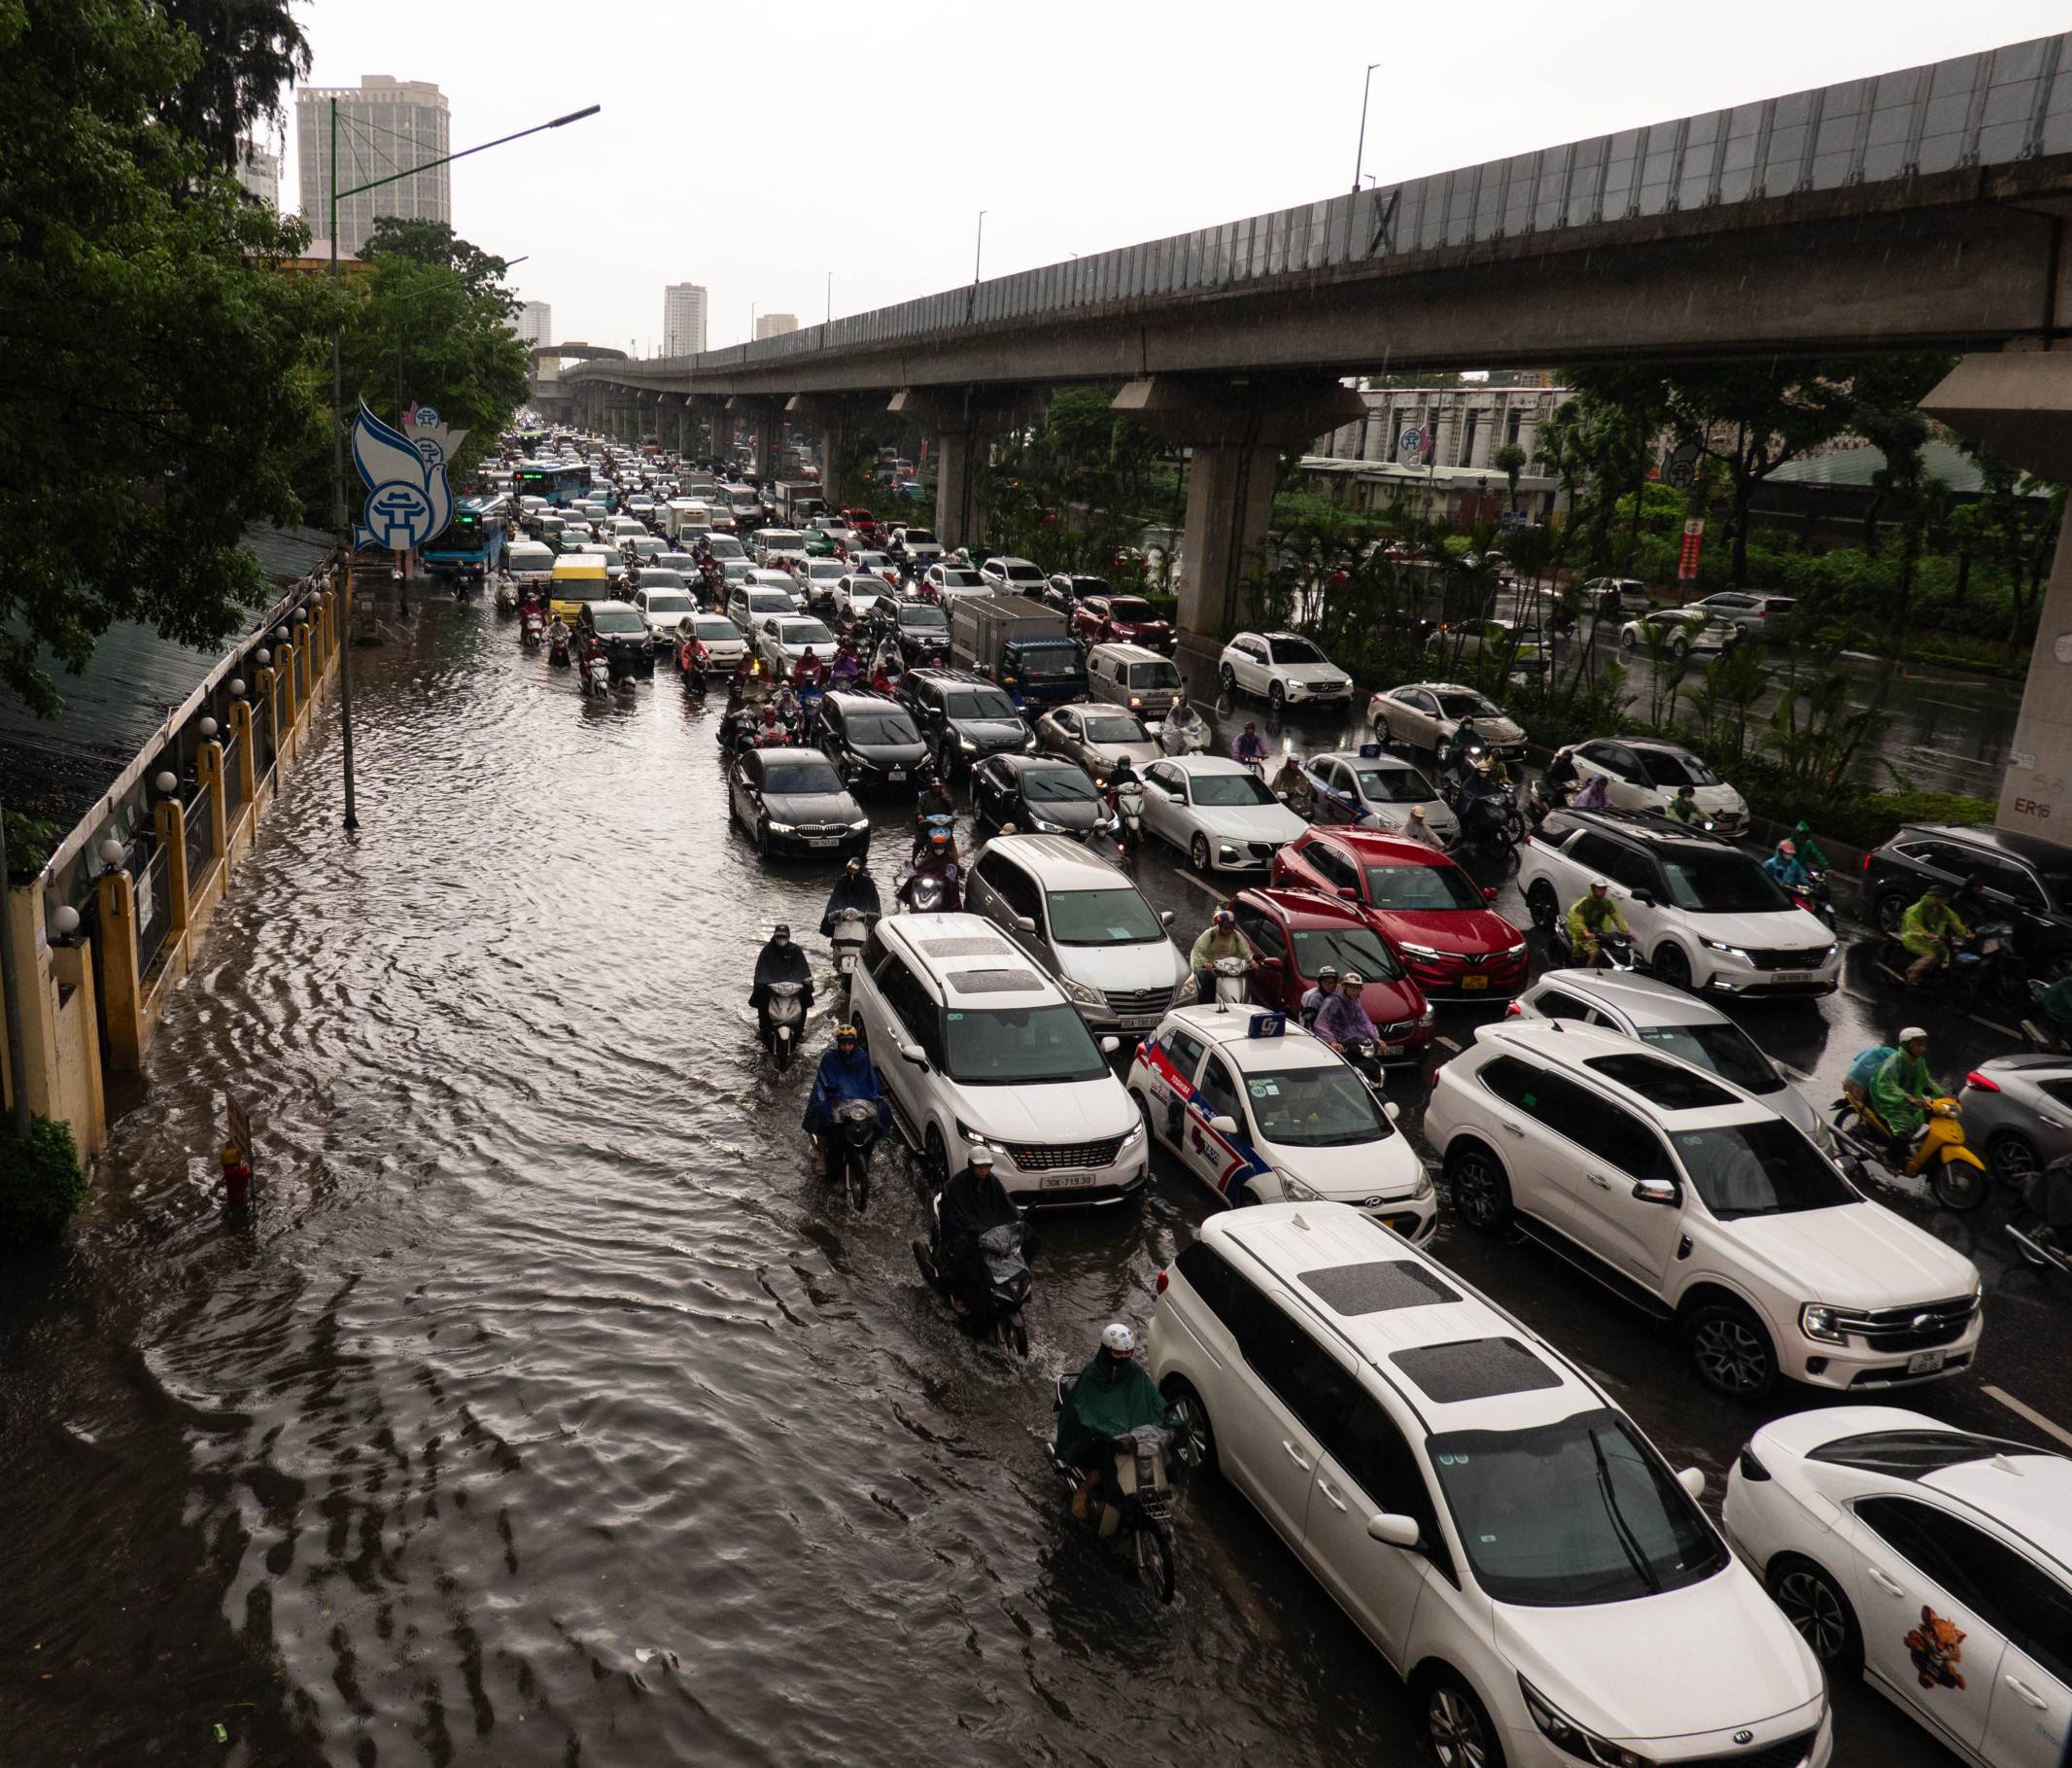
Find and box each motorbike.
[1782,871,1837,932]
[912,1194,1032,1355]
[1209,954,1251,1010]
[1156,710,1212,757]
[2006,1155,2072,1275]
[2020,980,2072,1055]
[824,1096,881,1214]
[1110,781,1146,857]
[1236,750,1267,780]
[680,639,710,696]
[1449,792,1517,866]
[548,626,571,668]
[495,575,519,613]
[828,908,874,1003]
[578,649,612,699]
[1525,776,1569,831]
[1052,1379,1177,1605]
[762,980,807,1072]
[1831,1084,1986,1212]
[1549,922,1645,974]
[1337,1037,1385,1090]
[1876,919,2021,1012]
[899,870,952,914]
[521,607,544,649]
[914,809,956,858]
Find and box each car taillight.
[1503,1002,1522,1018]
[1862,851,1873,873]
[1965,1070,1999,1092]
[1154,1266,1169,1297]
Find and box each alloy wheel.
[1451,1151,1507,1231]
[1427,1684,1494,1768]
[1191,834,1212,874]
[1989,1133,2040,1186]
[1691,1313,1771,1397]
[1775,1567,1850,1663]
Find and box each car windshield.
[1363,863,1481,911]
[1427,1408,1728,1607]
[762,532,804,548]
[1352,764,1435,804]
[1635,1023,1783,1094]
[1047,887,1164,946]
[708,537,743,557]
[846,713,918,745]
[1246,1063,1390,1147]
[692,618,738,641]
[1109,599,1158,622]
[591,610,643,634]
[642,592,693,613]
[1433,691,1502,721]
[809,562,844,578]
[1018,648,1083,680]
[946,690,1019,720]
[1083,715,1150,745]
[1130,662,1183,690]
[1267,638,1326,665]
[1004,564,1044,582]
[761,761,845,795]
[1191,774,1277,808]
[904,530,938,545]
[1638,749,1721,788]
[1673,1120,1857,1218]
[942,1003,1110,1085]
[1288,924,1402,981]
[1660,852,1791,914]
[844,583,881,601]
[1021,770,1096,804]
[780,622,835,646]
[900,605,949,629]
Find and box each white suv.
[1216,631,1353,710]
[978,554,1049,595]
[847,912,1147,1206]
[1126,1006,1434,1239]
[1423,1019,1984,1398]
[963,835,1188,1039]
[1149,1204,1830,1767]
[1520,809,1838,997]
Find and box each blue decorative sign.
[350,402,466,552]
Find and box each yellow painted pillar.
[196,740,227,862]
[228,698,257,801]
[276,640,298,728]
[97,866,145,1070]
[154,795,190,937]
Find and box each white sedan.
[1560,737,1750,832]
[1216,631,1353,710]
[1301,749,1457,841]
[1034,704,1163,777]
[830,574,889,621]
[1138,756,1310,872]
[1619,605,1740,656]
[755,615,840,676]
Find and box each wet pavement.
[2,597,2061,1768]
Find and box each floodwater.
[0,598,2041,1768]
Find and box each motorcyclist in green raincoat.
[1055,1324,1178,1521]
[1869,1027,1943,1143]
[1898,884,1969,988]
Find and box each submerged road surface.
[2,597,2062,1767]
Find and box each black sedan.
[866,597,951,667]
[970,753,1105,838]
[813,690,929,794]
[727,746,870,859]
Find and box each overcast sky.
[276,0,2070,358]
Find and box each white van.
[506,540,555,589]
[848,912,1147,1205]
[1086,642,1186,717]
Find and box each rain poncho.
[1053,1350,1176,1471]
[1869,1045,1942,1142]
[804,1045,890,1134]
[749,940,812,1010]
[1567,891,1630,949]
[1189,923,1256,978]
[1898,894,1968,960]
[819,871,882,935]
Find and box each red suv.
[841,507,881,545]
[1228,887,1433,1060]
[1071,594,1175,655]
[1269,828,1528,998]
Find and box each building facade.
[1318,379,1572,474]
[234,140,280,210]
[294,77,451,258]
[663,284,708,357]
[515,300,555,382]
[755,312,800,340]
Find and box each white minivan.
[848,912,1148,1206]
[1086,642,1186,717]
[1149,1204,1831,1768]
[506,540,555,590]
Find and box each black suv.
[812,689,929,794]
[576,601,656,677]
[1863,823,2072,978]
[894,668,1036,780]
[866,597,950,667]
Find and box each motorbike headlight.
[847,818,870,832]
[1057,976,1107,1008]
[1800,1302,1848,1345]
[1273,1168,1320,1202]
[767,821,798,835]
[1519,1678,1653,1768]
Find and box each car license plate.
[1774,971,1815,985]
[888,769,906,781]
[809,836,841,848]
[1907,1349,1946,1376]
[1040,1172,1088,1190]
[1461,974,1489,990]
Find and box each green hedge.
[0,1116,86,1247]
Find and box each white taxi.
[1126,1004,1434,1241]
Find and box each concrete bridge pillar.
[887,387,1041,551]
[726,397,781,480]
[1923,352,2072,837]
[786,396,873,506]
[1113,376,1366,654]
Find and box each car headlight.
[1026,815,1057,833]
[1057,976,1107,1008]
[1503,941,1528,958]
[1519,1678,1653,1768]
[1700,936,1753,963]
[1022,735,1038,750]
[1272,1168,1320,1202]
[1417,1006,1434,1025]
[958,736,976,751]
[1819,945,1838,964]
[1801,1303,1848,1345]
[1409,1169,1435,1201]
[767,821,798,835]
[1121,1120,1144,1149]
[847,818,870,832]
[1399,941,1443,958]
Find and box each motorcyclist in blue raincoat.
[804,1024,891,1173]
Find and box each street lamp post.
[328,99,599,829]
[1351,62,1380,194]
[826,269,833,328]
[975,210,986,283]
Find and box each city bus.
[512,461,588,506]
[423,497,509,577]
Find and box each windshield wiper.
[1589,1427,1660,1595]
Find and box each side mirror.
[1100,1035,1122,1055]
[1630,890,1656,909]
[1632,1177,1680,1206]
[1483,885,1499,902]
[1145,721,1163,735]
[1158,909,1175,925]
[1209,1113,1239,1137]
[1337,885,1361,903]
[1384,1100,1401,1121]
[1365,1513,1422,1550]
[1015,914,1037,933]
[1260,955,1285,973]
[896,1041,928,1069]
[1676,1467,1706,1501]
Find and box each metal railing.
[579,32,2067,387]
[185,780,215,882]
[136,845,172,976]
[253,697,276,783]
[220,735,244,815]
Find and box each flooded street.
[4,596,2061,1768]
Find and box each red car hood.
[1366,906,1521,956]
[1357,979,1424,1024]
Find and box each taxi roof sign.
[1247,1010,1287,1039]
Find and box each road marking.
[1983,1386,2072,1454]
[1170,865,1231,905]
[1841,988,2020,1043]
[1436,1035,1461,1054]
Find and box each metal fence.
[592,32,2069,387]
[136,844,172,976]
[220,734,244,817]
[185,780,214,883]
[252,696,276,783]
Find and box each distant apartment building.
[295,77,450,258]
[515,300,555,381]
[663,284,708,356]
[234,140,280,209]
[755,313,800,340]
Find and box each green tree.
[0,0,321,714]
[155,0,309,172]
[1491,440,1528,510]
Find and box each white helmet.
[1100,1322,1136,1356]
[1899,1025,1929,1046]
